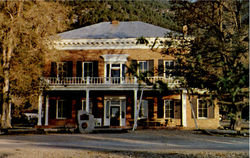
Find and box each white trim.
[181,92,187,127]
[45,95,49,125]
[134,90,138,128]
[197,99,208,119]
[103,98,126,126]
[86,90,90,113]
[164,100,174,119]
[101,54,129,62]
[37,93,43,126]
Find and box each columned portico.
[181,90,187,127]
[134,89,138,128]
[37,93,43,126]
[45,95,49,126]
[86,89,90,113]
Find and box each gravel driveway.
[0,129,248,158]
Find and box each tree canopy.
[0,1,69,128]
[166,0,249,130]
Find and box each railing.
[41,77,181,88]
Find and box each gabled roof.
[58,21,173,39]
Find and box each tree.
[62,0,179,31]
[132,0,248,130]
[167,0,249,130]
[0,1,69,128]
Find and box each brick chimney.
[111,20,119,25]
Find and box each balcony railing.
[41,77,181,88]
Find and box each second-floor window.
[138,61,148,73]
[51,61,73,78]
[83,62,93,77]
[164,60,174,78]
[134,60,154,76]
[77,61,98,77]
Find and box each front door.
[104,98,126,126]
[110,106,120,126]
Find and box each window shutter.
[191,98,197,118]
[130,60,137,75]
[93,61,98,77]
[76,61,82,77]
[174,99,181,119]
[157,98,164,118]
[49,99,56,119]
[158,59,164,76]
[50,62,57,77]
[67,61,73,77]
[148,60,154,76]
[208,102,214,118]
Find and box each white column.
[37,93,43,126]
[134,89,138,128]
[86,90,89,113]
[45,95,49,126]
[182,91,187,127]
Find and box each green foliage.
[168,0,249,128]
[62,0,178,31]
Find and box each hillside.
[62,0,179,32]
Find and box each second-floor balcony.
[41,77,181,89]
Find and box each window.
[83,62,93,77]
[139,100,148,118]
[56,100,67,119]
[51,61,73,78]
[164,100,174,118]
[57,62,68,78]
[138,61,148,73]
[164,61,174,78]
[198,99,208,118]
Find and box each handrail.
[41,77,180,87]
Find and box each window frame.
[197,99,208,119]
[138,61,148,74]
[164,100,174,119]
[57,62,68,78]
[164,60,174,78]
[82,62,94,78]
[139,100,148,119]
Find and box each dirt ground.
[0,129,248,158]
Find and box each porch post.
[133,89,138,128]
[181,90,187,127]
[37,93,43,126]
[86,89,89,113]
[45,95,49,126]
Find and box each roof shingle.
[58,21,174,39]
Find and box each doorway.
[110,106,120,126]
[104,97,126,126]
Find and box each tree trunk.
[1,46,12,129]
[234,110,242,131]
